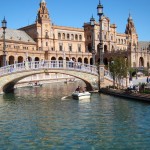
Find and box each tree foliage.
[109,56,128,89]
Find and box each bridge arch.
[0,69,98,94]
[0,61,99,94]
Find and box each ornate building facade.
[0,0,149,68]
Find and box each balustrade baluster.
[0,61,98,76]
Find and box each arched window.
[45,31,49,38]
[35,57,40,61]
[9,56,14,65]
[75,34,78,40]
[79,35,82,41]
[62,33,65,39]
[66,57,69,61]
[84,58,88,64]
[78,44,81,52]
[124,40,125,44]
[90,58,93,65]
[71,34,74,40]
[104,45,107,53]
[51,57,56,60]
[58,33,61,40]
[58,57,63,60]
[67,34,70,40]
[59,43,63,51]
[68,44,72,52]
[78,57,82,63]
[18,56,23,63]
[139,57,144,67]
[111,35,113,41]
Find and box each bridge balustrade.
[0,60,98,76]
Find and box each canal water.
[0,82,150,150]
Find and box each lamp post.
[90,15,95,65]
[97,0,103,65]
[97,0,104,91]
[1,17,7,66]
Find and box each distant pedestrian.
[69,58,74,68]
[147,76,149,83]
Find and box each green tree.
[109,56,128,89]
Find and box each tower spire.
[37,0,50,23]
[125,13,136,34]
[128,12,132,21]
[41,0,46,3]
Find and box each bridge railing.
[0,60,98,76]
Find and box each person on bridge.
[147,76,149,83]
[69,58,74,68]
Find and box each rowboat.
[72,91,91,100]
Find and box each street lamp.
[97,0,104,90]
[97,0,103,65]
[90,15,95,65]
[1,17,7,66]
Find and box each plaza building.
[0,0,150,69]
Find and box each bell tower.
[125,13,136,35]
[37,0,50,24]
[125,13,138,48]
[125,13,138,67]
[36,0,53,52]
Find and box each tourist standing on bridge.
[73,60,77,69]
[69,58,74,68]
[41,59,45,67]
[147,76,149,83]
[25,59,29,70]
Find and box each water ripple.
[0,82,150,149]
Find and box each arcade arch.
[9,56,14,65]
[139,57,144,67]
[18,56,23,63]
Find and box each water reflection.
[0,82,150,149]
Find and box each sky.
[0,0,150,41]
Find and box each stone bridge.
[0,60,113,94]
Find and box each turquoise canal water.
[0,82,150,149]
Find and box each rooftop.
[0,28,36,43]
